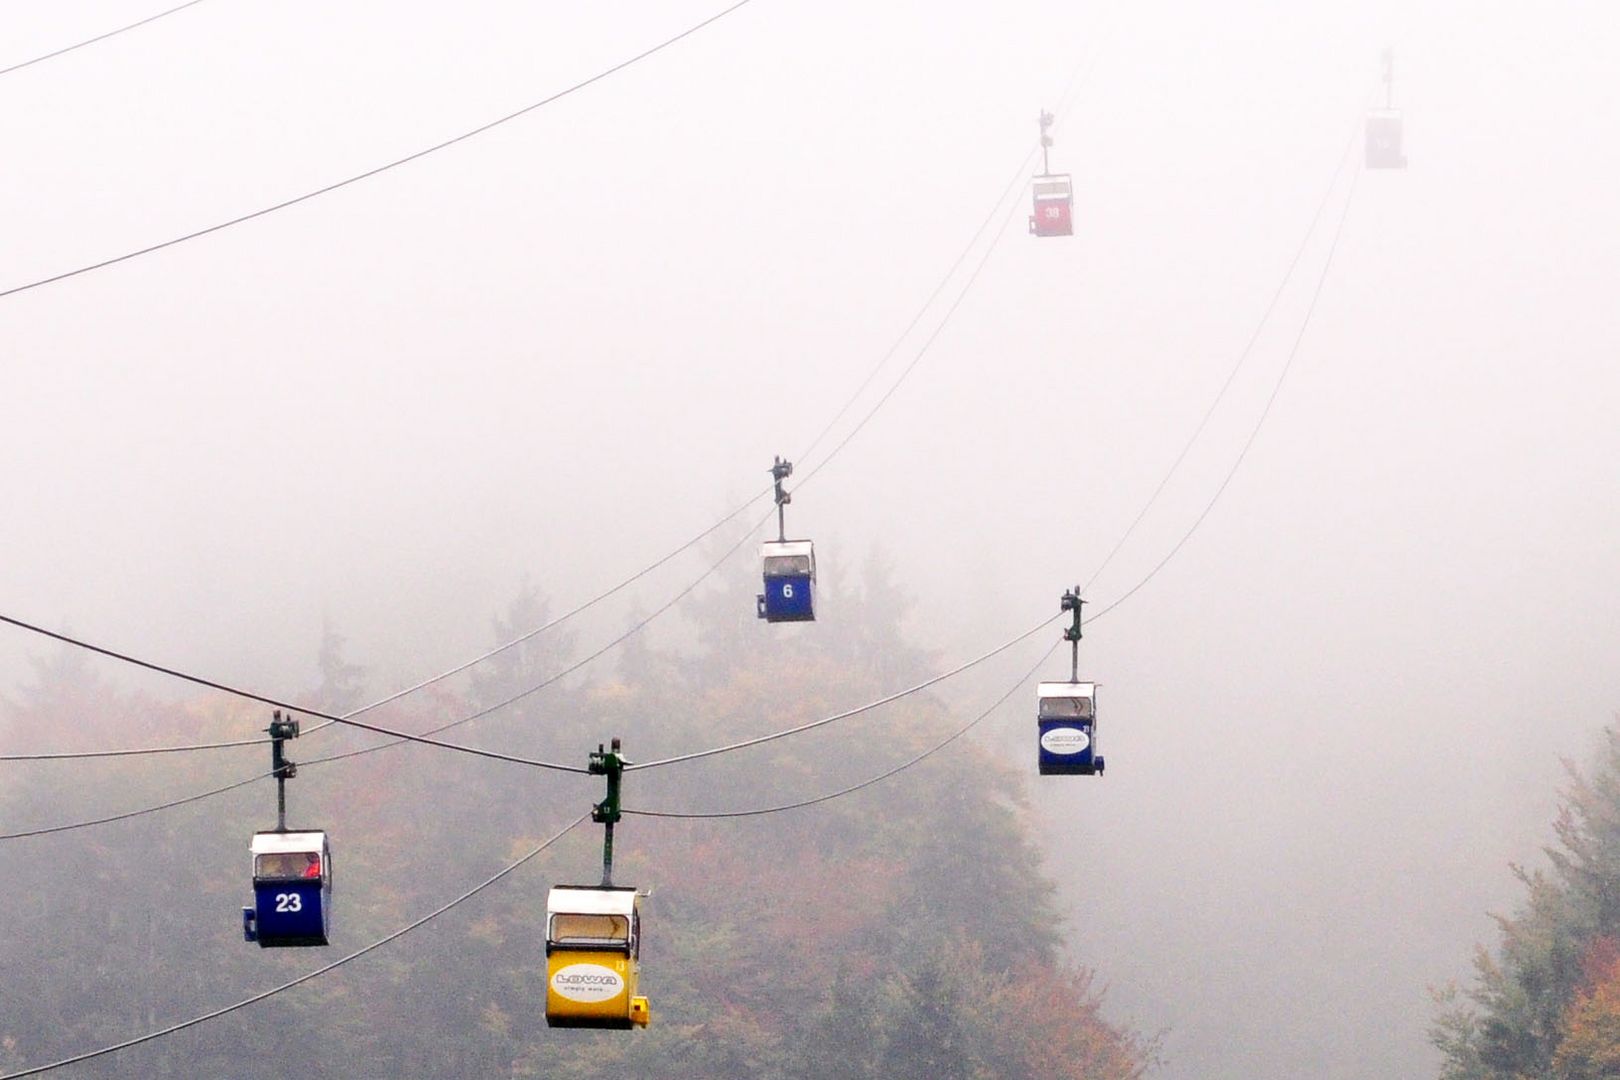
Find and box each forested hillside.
[0,560,1148,1078]
[1433,728,1620,1080]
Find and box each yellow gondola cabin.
[545,885,650,1029]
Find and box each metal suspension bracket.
[769,456,793,542]
[1060,586,1085,682]
[1038,109,1055,175]
[267,710,300,832]
[589,737,626,887]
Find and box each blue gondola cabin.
[546,885,650,1029]
[757,540,816,622]
[1037,681,1103,776]
[1365,109,1407,169]
[243,831,331,947]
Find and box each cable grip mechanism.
[1060,587,1085,682]
[266,710,301,832]
[589,738,627,887]
[769,457,793,542]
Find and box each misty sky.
[3,1,1619,1077]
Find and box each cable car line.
[293,505,777,769]
[0,0,756,302]
[626,641,1058,818]
[1080,120,1365,596]
[793,145,1037,467]
[2,149,1360,832]
[626,611,1064,772]
[0,769,271,841]
[794,44,1108,488]
[0,508,768,837]
[0,612,588,772]
[0,814,588,1079]
[0,735,265,761]
[1083,155,1365,627]
[0,0,209,79]
[0,52,1088,761]
[0,491,767,763]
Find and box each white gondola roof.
[250,831,327,855]
[761,539,814,559]
[1037,681,1095,700]
[547,886,640,917]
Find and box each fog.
[3,0,1619,1076]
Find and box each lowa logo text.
[552,963,626,1003]
[1040,727,1090,755]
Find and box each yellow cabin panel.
[546,949,645,1029]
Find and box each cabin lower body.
[1029,198,1074,237]
[243,880,330,947]
[758,572,814,622]
[1365,114,1406,169]
[1038,718,1103,776]
[546,949,649,1029]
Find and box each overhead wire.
[0,613,587,773]
[1079,117,1366,596]
[0,506,770,836]
[0,0,209,79]
[0,0,757,301]
[295,503,779,770]
[0,769,271,841]
[627,611,1064,771]
[0,813,587,1079]
[627,640,1058,818]
[794,36,1111,489]
[0,488,766,763]
[1084,143,1366,627]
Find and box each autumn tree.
[1434,727,1620,1079]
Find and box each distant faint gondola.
[1029,110,1074,237]
[1366,49,1408,170]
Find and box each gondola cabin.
[1037,681,1103,776]
[1365,109,1407,169]
[546,886,649,1029]
[757,539,815,623]
[243,831,331,947]
[1029,175,1074,237]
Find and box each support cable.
[794,38,1110,489]
[1080,117,1365,596]
[0,489,766,762]
[296,504,776,770]
[0,508,768,837]
[627,612,1063,771]
[1085,156,1365,627]
[0,0,209,79]
[0,814,587,1079]
[0,0,756,301]
[0,611,585,771]
[627,640,1057,818]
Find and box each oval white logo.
[552,963,626,1004]
[1041,727,1090,755]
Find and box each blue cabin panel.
[251,880,328,947]
[1038,718,1102,776]
[759,573,814,622]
